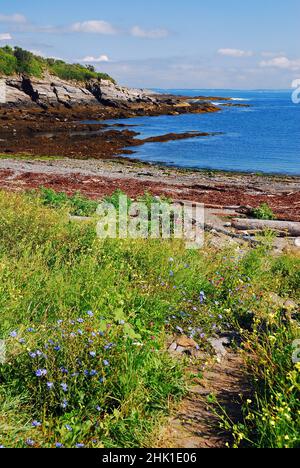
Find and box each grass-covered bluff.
[0,189,299,448]
[0,46,115,83]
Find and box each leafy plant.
[251,203,275,220]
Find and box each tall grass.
[0,191,299,448]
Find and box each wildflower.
[65,425,73,432]
[96,406,102,412]
[57,320,63,326]
[29,352,37,359]
[19,338,26,344]
[25,439,35,447]
[77,318,84,324]
[169,271,174,277]
[77,329,84,336]
[60,367,68,374]
[35,369,47,378]
[61,383,68,392]
[176,326,184,334]
[36,350,43,357]
[32,421,42,428]
[169,257,174,263]
[61,400,68,409]
[84,370,90,376]
[87,311,94,317]
[48,340,55,345]
[76,444,85,448]
[10,331,18,338]
[89,351,96,358]
[55,443,64,448]
[54,345,61,352]
[103,360,110,367]
[27,328,35,333]
[90,370,98,377]
[119,320,125,325]
[0,446,5,448]
[47,382,54,389]
[71,373,79,378]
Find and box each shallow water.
[88,90,300,175]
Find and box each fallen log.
[232,218,300,236]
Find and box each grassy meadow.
[0,190,299,448]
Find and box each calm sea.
[103,90,300,175]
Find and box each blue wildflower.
[65,425,72,432]
[27,328,35,333]
[89,351,96,358]
[61,383,68,392]
[55,443,64,448]
[10,331,18,338]
[29,352,37,359]
[47,382,54,389]
[103,360,110,367]
[87,311,94,317]
[60,367,68,374]
[32,420,42,428]
[61,400,68,409]
[35,369,47,378]
[90,370,97,377]
[25,439,35,447]
[54,345,61,352]
[75,444,85,448]
[77,318,84,324]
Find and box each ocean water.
[100,90,300,175]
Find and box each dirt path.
[158,352,250,449]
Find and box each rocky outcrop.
[1,75,160,109]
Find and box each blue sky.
[0,0,299,88]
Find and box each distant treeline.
[0,46,115,83]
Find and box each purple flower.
[19,338,26,344]
[35,369,47,378]
[96,406,102,412]
[32,420,42,428]
[25,439,35,447]
[65,425,72,432]
[60,367,68,374]
[77,318,84,324]
[47,382,54,389]
[54,345,61,352]
[87,311,94,317]
[29,352,37,359]
[169,271,174,277]
[90,370,97,377]
[77,329,84,336]
[61,400,68,409]
[89,351,96,358]
[103,360,110,367]
[75,444,85,448]
[27,328,35,333]
[55,443,64,448]
[10,331,18,338]
[61,383,68,392]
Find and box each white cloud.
[260,56,300,71]
[218,48,253,58]
[261,51,285,58]
[0,13,27,24]
[130,26,169,39]
[81,54,110,63]
[0,33,12,41]
[70,20,117,35]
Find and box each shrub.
[252,203,275,220]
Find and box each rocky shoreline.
[0,74,299,228]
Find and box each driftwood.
[232,219,300,237]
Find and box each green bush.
[252,203,275,220]
[0,46,115,83]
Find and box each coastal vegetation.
[0,46,115,83]
[0,190,299,448]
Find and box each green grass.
[0,190,299,448]
[0,46,115,83]
[251,203,276,220]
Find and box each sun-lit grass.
[0,190,299,448]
